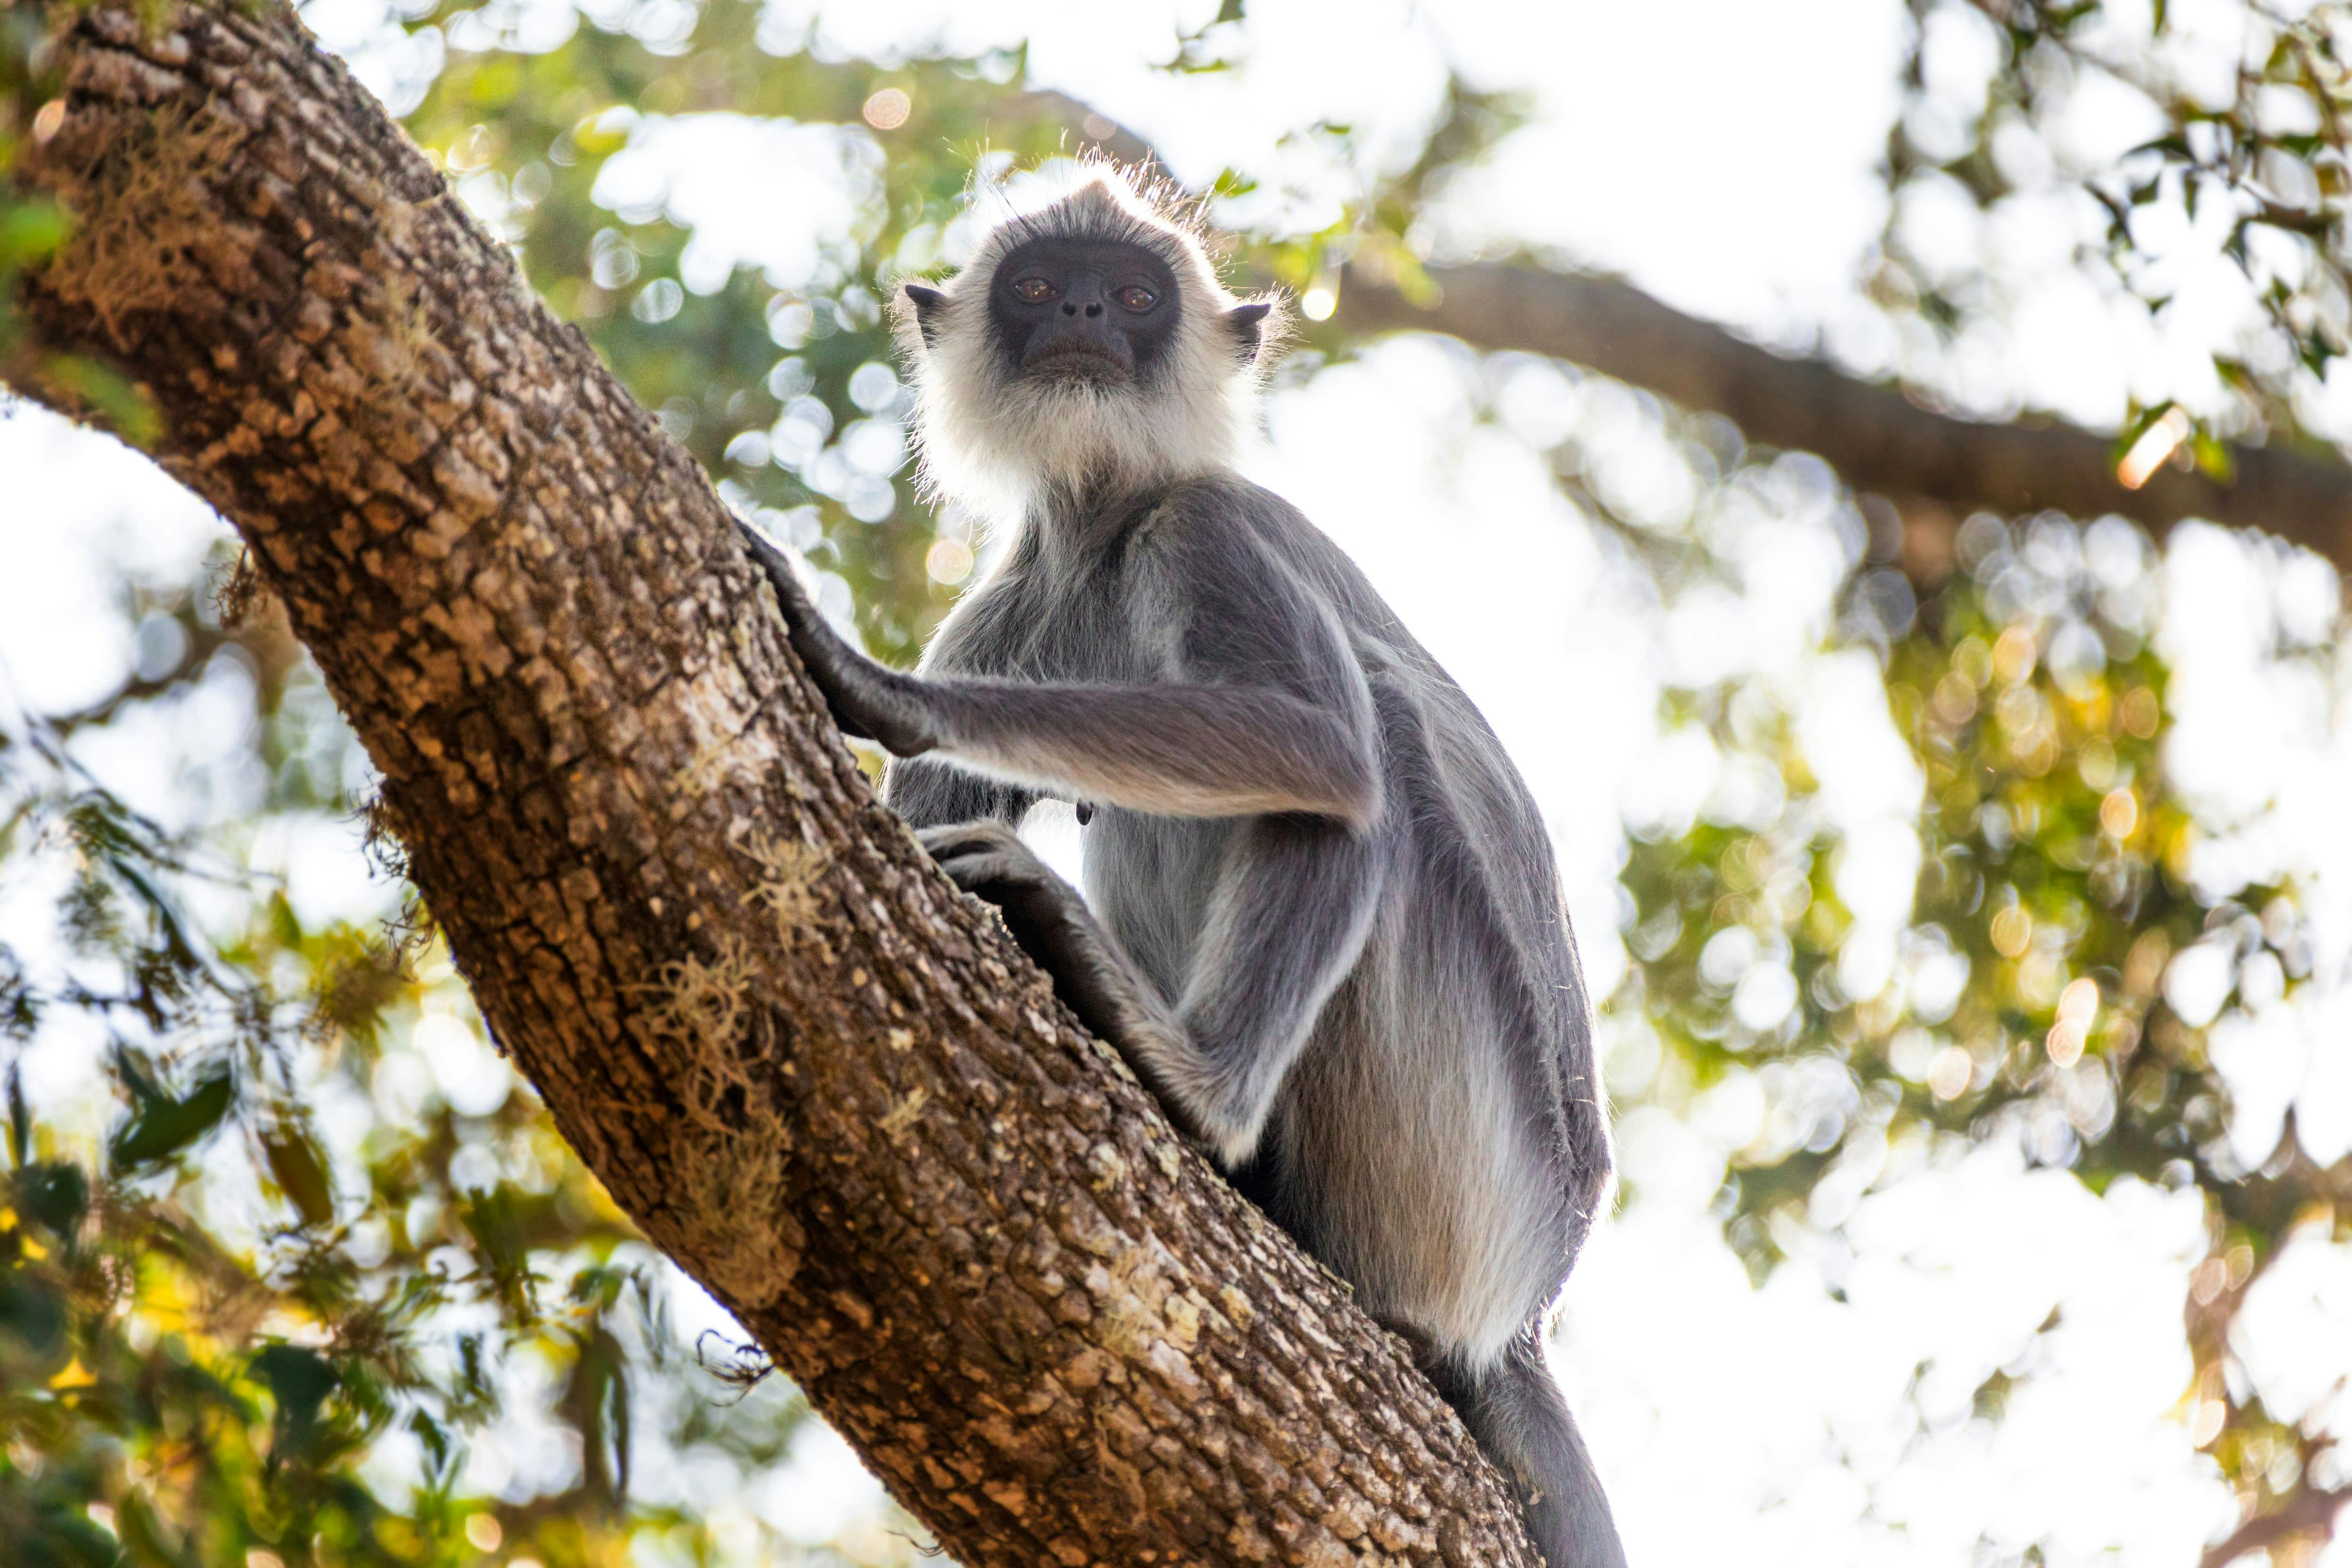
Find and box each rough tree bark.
[1,4,1545,1564]
[1333,265,2352,577]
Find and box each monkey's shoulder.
[1120,472,1377,608]
[1127,471,1302,554]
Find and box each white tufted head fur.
[892,166,1284,520]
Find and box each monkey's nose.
[1085,302,1103,317]
[1061,302,1077,315]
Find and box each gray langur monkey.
[735,170,1625,1568]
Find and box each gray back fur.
[901,473,1611,1362]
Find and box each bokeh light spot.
[2118,406,2192,490]
[862,88,911,130]
[1992,624,2037,685]
[926,537,974,586]
[2190,1399,2227,1448]
[1928,1046,1973,1100]
[2099,787,2138,839]
[1990,904,2033,958]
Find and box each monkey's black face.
[986,238,1181,386]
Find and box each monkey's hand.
[920,822,1190,1097]
[736,517,938,755]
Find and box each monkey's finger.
[740,524,899,745]
[916,820,1021,857]
[932,849,1050,901]
[734,516,817,618]
[737,517,861,680]
[931,848,1027,889]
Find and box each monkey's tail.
[1433,1325,1628,1568]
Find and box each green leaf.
[16,1506,118,1568]
[33,353,162,450]
[0,1274,69,1362]
[251,1342,340,1457]
[0,197,71,269]
[108,1068,234,1172]
[5,1064,27,1167]
[261,1126,336,1228]
[2192,431,2236,483]
[14,1161,87,1236]
[558,1324,632,1506]
[2130,133,2192,161]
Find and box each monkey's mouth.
[1025,341,1132,382]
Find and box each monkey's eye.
[1012,277,1058,304]
[1114,284,1159,312]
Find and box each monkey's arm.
[918,816,1381,1168]
[737,519,1380,827]
[907,678,1377,824]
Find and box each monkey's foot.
[918,820,1150,1057]
[918,819,1060,902]
[917,820,1091,973]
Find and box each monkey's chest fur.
[947,486,1608,1364]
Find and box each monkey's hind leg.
[1426,1327,1628,1568]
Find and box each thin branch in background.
[1330,262,2352,573]
[2199,1484,2352,1568]
[693,1328,775,1402]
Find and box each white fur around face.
[894,174,1280,520]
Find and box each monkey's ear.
[1224,301,1273,362]
[902,283,946,348]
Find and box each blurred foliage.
[4,0,2352,1564]
[1599,416,2352,1544]
[0,722,845,1565]
[1885,0,2352,466]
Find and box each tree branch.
[2199,1485,2350,1568]
[1018,82,2352,571]
[1333,263,2352,573]
[2,4,1539,1563]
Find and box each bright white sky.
[6,1,2352,1565]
